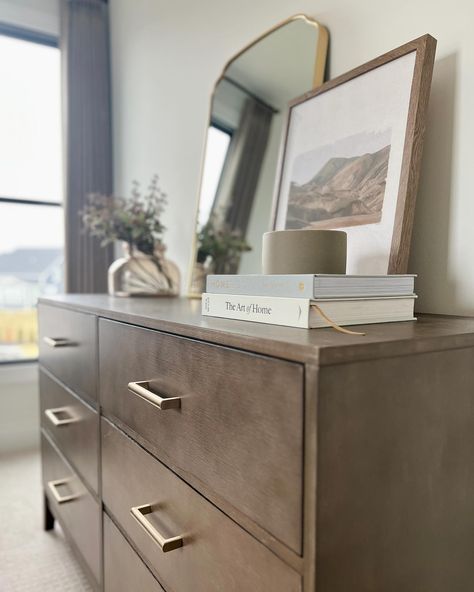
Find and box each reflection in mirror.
[189,15,328,295]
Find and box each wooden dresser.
[38,295,474,592]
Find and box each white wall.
[110,0,473,314]
[0,365,39,452]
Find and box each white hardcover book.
[206,274,416,299]
[202,293,416,329]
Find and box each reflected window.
[198,125,231,228]
[0,29,63,363]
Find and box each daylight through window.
[0,32,63,362]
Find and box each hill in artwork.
[286,144,391,229]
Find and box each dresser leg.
[44,493,55,531]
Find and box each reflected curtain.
[215,98,273,234]
[61,0,113,293]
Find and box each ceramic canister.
[262,229,347,275]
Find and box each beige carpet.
[0,449,93,591]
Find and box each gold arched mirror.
[189,15,328,295]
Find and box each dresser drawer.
[40,369,99,493]
[99,318,303,553]
[41,433,101,585]
[102,419,301,592]
[104,513,165,592]
[38,304,97,403]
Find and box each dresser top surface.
[39,294,474,366]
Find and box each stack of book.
[202,274,417,329]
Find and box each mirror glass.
[189,15,328,294]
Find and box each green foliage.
[81,175,167,256]
[197,213,251,272]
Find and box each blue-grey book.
[206,274,416,299]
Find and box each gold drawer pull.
[47,478,80,504]
[45,407,77,427]
[127,381,181,410]
[131,504,183,553]
[43,336,75,348]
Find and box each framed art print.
[273,35,437,274]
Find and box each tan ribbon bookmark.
[311,304,366,336]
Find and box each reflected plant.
[197,212,251,274]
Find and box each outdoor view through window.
[0,33,63,362]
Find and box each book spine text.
[202,293,311,328]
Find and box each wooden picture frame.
[272,34,437,274]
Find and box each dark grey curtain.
[61,0,113,293]
[223,98,273,233]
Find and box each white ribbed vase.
[108,246,179,297]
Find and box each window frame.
[0,23,62,365]
[0,21,58,48]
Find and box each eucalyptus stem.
[80,175,170,270]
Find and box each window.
[198,124,232,228]
[0,28,63,363]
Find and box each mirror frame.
[187,14,329,297]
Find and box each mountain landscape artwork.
[285,130,392,229]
